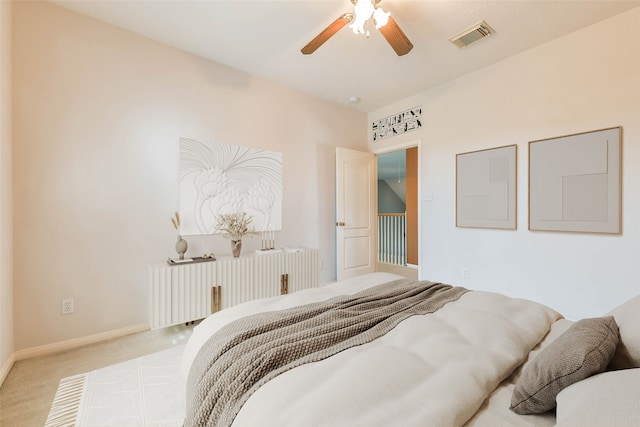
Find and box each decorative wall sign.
[529,127,621,234]
[372,106,422,141]
[179,138,283,236]
[456,144,517,229]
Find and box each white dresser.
[148,248,319,329]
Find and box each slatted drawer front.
[148,248,319,329]
[148,266,171,330]
[170,262,215,325]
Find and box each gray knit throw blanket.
[184,278,468,427]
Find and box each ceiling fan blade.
[378,15,413,56]
[301,13,352,55]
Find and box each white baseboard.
[0,353,15,387]
[13,323,150,362]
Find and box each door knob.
[336,221,345,226]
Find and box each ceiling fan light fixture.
[373,8,390,28]
[349,0,374,34]
[349,0,389,34]
[301,0,412,56]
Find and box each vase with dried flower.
[214,212,257,257]
[171,211,188,260]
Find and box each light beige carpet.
[45,345,185,427]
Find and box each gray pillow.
[510,316,619,415]
[606,295,640,370]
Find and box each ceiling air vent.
[449,20,494,48]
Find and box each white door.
[336,147,376,281]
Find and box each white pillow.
[555,368,640,427]
[606,295,640,369]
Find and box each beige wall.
[11,1,367,351]
[369,7,640,320]
[0,0,14,379]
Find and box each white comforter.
[182,273,561,427]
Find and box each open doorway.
[376,147,418,280]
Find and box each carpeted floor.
[46,345,185,427]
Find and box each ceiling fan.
[301,0,413,56]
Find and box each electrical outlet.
[61,298,74,315]
[462,268,470,279]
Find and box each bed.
[180,272,640,427]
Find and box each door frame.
[373,139,422,278]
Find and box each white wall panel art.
[528,127,621,234]
[179,138,283,236]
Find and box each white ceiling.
[50,0,640,112]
